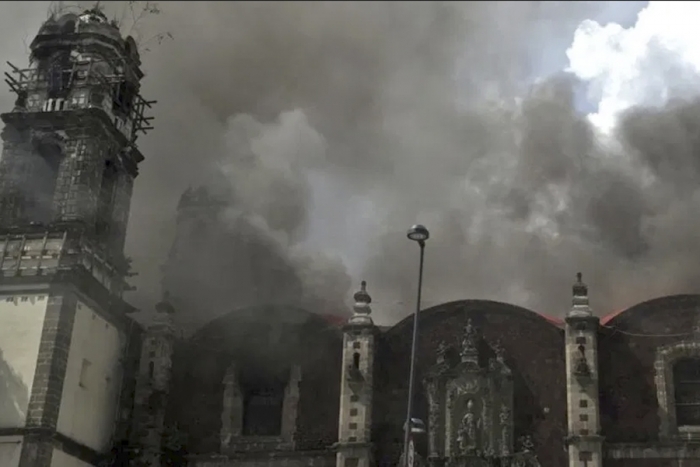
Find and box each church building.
[0,8,700,467]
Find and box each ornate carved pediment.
[422,317,540,467]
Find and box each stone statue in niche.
[457,399,477,454]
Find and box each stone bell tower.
[565,273,603,467]
[336,281,378,467]
[0,6,154,467]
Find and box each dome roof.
[601,294,700,327]
[387,298,564,335]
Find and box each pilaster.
[18,291,77,467]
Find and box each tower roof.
[348,281,373,327]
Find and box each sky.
[5,1,700,328]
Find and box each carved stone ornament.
[518,435,534,453]
[422,316,535,467]
[509,436,541,467]
[460,319,479,364]
[436,340,449,365]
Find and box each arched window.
[673,357,700,426]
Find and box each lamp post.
[403,224,429,467]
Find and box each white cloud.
[566,1,700,133]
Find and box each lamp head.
[407,224,429,243]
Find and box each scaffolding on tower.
[3,58,155,163]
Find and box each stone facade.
[7,7,700,467]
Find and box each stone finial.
[348,280,373,326]
[460,319,479,364]
[569,272,592,318]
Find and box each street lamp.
[403,224,429,467]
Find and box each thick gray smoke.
[2,1,699,327]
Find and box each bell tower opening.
[113,80,137,117]
[28,136,63,224]
[45,51,71,99]
[95,158,118,239]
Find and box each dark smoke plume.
[2,2,699,328]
